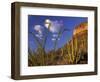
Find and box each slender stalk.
[43,25,51,65]
[29,32,46,65]
[29,32,43,49]
[53,29,62,51]
[43,24,51,50]
[53,28,70,51]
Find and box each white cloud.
[50,21,62,33]
[45,19,63,33]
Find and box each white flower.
[35,34,43,39]
[51,38,56,41]
[34,25,44,39]
[35,34,42,37]
[51,38,60,41]
[52,34,58,37]
[34,25,43,34]
[44,19,51,29]
[58,38,60,40]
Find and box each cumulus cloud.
[45,19,63,33]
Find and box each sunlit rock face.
[72,22,88,52]
[64,22,88,64]
[73,22,88,36]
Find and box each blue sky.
[28,15,87,52]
